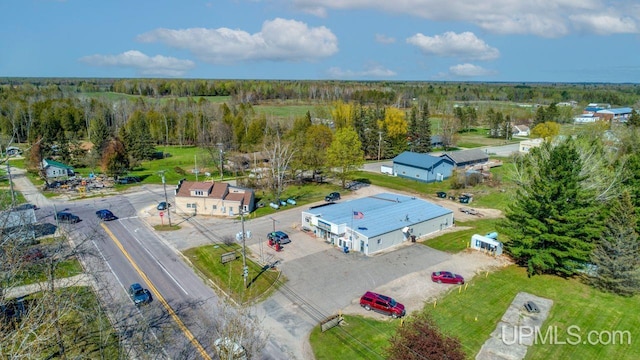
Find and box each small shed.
[470,234,502,255]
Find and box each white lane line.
[120,221,189,295]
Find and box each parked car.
[157,201,171,210]
[431,271,465,284]
[56,212,80,224]
[95,209,116,221]
[128,283,152,307]
[213,337,247,360]
[286,198,297,205]
[118,176,140,184]
[14,203,38,211]
[359,291,405,318]
[268,230,291,244]
[325,192,341,202]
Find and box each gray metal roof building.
[301,193,454,255]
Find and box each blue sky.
[2,0,640,82]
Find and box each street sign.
[159,211,164,217]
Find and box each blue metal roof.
[306,193,453,238]
[600,107,633,114]
[393,151,451,170]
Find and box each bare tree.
[264,135,296,202]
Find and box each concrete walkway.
[4,274,93,300]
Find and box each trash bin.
[343,246,349,254]
[411,235,416,242]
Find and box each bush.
[174,166,186,176]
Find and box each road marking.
[120,222,189,295]
[101,223,211,360]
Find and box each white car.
[214,337,247,360]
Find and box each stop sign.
[159,211,164,217]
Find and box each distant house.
[5,146,22,156]
[41,159,75,179]
[430,135,444,148]
[519,138,544,153]
[595,107,633,123]
[392,152,454,183]
[574,113,598,123]
[511,125,530,137]
[440,149,489,169]
[174,180,255,216]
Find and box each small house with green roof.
[41,159,75,179]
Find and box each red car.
[431,271,464,284]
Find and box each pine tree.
[501,139,604,276]
[590,192,640,296]
[412,102,432,153]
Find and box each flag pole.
[350,208,354,242]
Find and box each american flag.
[353,211,364,219]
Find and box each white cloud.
[448,63,496,77]
[375,34,396,44]
[570,14,638,35]
[326,64,397,78]
[137,18,338,64]
[291,0,640,37]
[79,50,195,77]
[406,31,499,61]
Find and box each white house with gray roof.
[301,193,454,256]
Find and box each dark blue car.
[95,209,116,221]
[128,283,152,307]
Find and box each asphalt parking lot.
[141,185,508,359]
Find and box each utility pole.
[377,131,382,161]
[7,161,15,207]
[241,212,248,289]
[194,155,199,181]
[160,170,172,227]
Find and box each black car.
[157,201,171,210]
[325,192,341,202]
[95,209,116,221]
[128,283,152,307]
[56,212,80,224]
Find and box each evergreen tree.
[501,139,604,276]
[89,115,111,151]
[590,191,640,296]
[120,110,155,161]
[412,102,432,153]
[627,109,640,128]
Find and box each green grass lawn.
[423,218,503,253]
[310,265,640,360]
[183,244,282,304]
[13,258,85,286]
[310,315,400,360]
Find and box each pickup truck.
[128,283,152,307]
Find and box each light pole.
[160,171,172,227]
